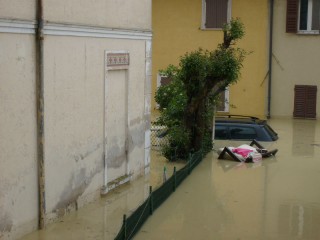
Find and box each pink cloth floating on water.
[232,148,254,158]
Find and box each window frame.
[156,73,173,109]
[216,87,230,113]
[201,0,232,30]
[298,0,320,34]
[286,0,320,34]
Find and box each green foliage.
[155,18,246,161]
[223,18,245,41]
[160,125,190,160]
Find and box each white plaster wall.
[0,0,152,31]
[43,35,147,216]
[0,33,38,239]
[0,0,36,20]
[272,0,320,117]
[44,0,152,30]
[0,0,152,237]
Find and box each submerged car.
[214,115,278,142]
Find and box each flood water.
[20,118,320,240]
[134,118,320,240]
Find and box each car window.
[215,125,228,139]
[230,126,257,140]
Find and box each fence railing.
[150,122,167,150]
[114,150,204,240]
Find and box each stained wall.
[0,0,152,239]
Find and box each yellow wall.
[152,0,269,118]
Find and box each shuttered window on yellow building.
[205,0,229,29]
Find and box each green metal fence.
[114,150,204,240]
[150,122,167,150]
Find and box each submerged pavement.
[20,118,320,240]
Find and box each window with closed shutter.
[293,85,317,118]
[204,0,230,29]
[160,76,172,86]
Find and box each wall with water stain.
[0,0,152,239]
[43,36,149,219]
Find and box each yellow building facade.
[152,0,269,119]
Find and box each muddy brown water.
[20,118,320,240]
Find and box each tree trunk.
[193,100,206,151]
[184,97,207,152]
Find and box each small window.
[299,0,320,32]
[157,73,172,87]
[286,0,320,33]
[202,0,231,29]
[230,127,257,140]
[157,74,172,87]
[156,74,173,109]
[160,76,172,86]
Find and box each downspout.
[36,0,46,229]
[267,0,274,119]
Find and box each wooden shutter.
[206,0,228,29]
[312,0,320,30]
[286,0,298,33]
[160,76,172,86]
[305,86,317,118]
[293,85,317,118]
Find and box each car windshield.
[214,115,278,142]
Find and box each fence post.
[123,214,127,240]
[149,186,153,215]
[173,166,176,192]
[163,166,167,183]
[188,153,192,175]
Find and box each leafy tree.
[155,19,246,160]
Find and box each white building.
[0,1,152,239]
